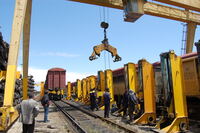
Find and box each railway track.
[53,100,136,133]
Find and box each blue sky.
[0,0,200,83]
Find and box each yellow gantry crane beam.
[23,0,32,100]
[69,0,200,53]
[153,0,200,12]
[69,0,200,24]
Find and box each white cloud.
[40,52,80,58]
[17,66,94,90]
[17,66,48,83]
[66,72,94,83]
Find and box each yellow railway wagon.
[182,53,200,98]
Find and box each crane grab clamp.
[89,39,122,62]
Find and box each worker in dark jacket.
[103,88,111,118]
[16,92,39,133]
[122,89,129,118]
[128,90,138,123]
[90,88,98,111]
[41,90,50,122]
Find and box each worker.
[41,90,50,122]
[128,90,138,123]
[122,89,129,118]
[103,88,111,118]
[90,88,98,111]
[16,92,39,133]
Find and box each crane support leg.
[186,23,197,53]
[82,79,87,102]
[134,60,156,125]
[67,82,71,100]
[39,82,45,98]
[77,79,82,101]
[124,63,138,92]
[105,70,114,103]
[162,51,188,133]
[23,0,32,100]
[0,0,28,131]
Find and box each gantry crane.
[1,0,200,131]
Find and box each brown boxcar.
[45,68,66,89]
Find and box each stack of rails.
[0,32,36,106]
[28,75,35,92]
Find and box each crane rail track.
[53,100,87,133]
[53,100,137,133]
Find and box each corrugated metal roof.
[48,67,66,72]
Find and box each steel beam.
[0,0,28,131]
[153,0,200,12]
[186,23,197,53]
[23,0,32,100]
[67,82,71,100]
[4,0,28,107]
[69,0,200,24]
[105,69,114,102]
[40,82,45,98]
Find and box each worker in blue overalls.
[103,88,111,118]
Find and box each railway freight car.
[45,68,66,100]
[112,52,200,120]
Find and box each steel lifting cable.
[98,5,111,69]
[106,8,111,69]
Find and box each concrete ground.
[8,103,71,133]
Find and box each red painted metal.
[45,68,66,89]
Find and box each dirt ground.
[8,104,72,133]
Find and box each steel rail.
[61,100,136,133]
[52,101,87,133]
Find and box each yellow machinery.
[34,82,45,99]
[88,76,96,90]
[39,82,44,98]
[89,22,121,62]
[0,71,22,131]
[156,51,188,133]
[98,71,105,92]
[86,77,90,102]
[76,79,82,101]
[81,79,87,102]
[67,82,71,100]
[97,71,105,99]
[124,63,138,93]
[124,62,156,125]
[135,60,156,125]
[105,69,114,103]
[84,76,96,104]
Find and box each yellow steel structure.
[82,79,87,102]
[134,60,156,125]
[77,79,82,100]
[0,0,30,131]
[153,0,200,12]
[158,51,188,133]
[88,76,96,90]
[0,71,6,81]
[105,69,114,102]
[38,82,45,98]
[86,77,90,100]
[67,82,71,100]
[22,0,32,100]
[98,71,105,92]
[124,63,138,92]
[70,0,200,53]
